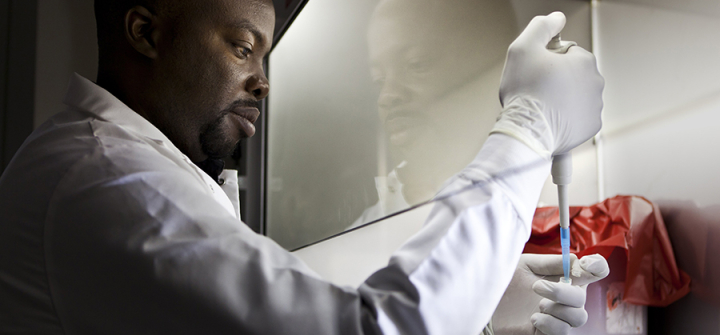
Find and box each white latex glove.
[491,254,610,335]
[492,12,604,158]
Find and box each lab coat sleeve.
[360,133,550,335]
[44,133,548,335]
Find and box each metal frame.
[244,68,268,234]
[271,0,308,50]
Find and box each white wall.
[597,0,720,208]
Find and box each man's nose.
[378,78,410,110]
[245,72,270,100]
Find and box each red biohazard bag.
[524,195,691,307]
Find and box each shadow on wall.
[35,0,97,127]
[659,201,720,305]
[648,201,720,334]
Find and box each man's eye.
[234,44,253,59]
[407,59,430,74]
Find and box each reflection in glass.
[267,0,585,250]
[353,0,517,226]
[267,0,381,250]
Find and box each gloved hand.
[492,12,604,158]
[491,254,610,335]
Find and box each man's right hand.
[493,12,605,158]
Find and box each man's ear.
[124,6,161,59]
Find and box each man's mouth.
[230,107,260,138]
[384,111,425,146]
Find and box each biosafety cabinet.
[246,0,720,334]
[13,0,720,334]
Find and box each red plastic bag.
[524,195,691,307]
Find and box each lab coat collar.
[62,73,175,149]
[62,73,241,218]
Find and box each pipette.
[552,152,572,284]
[547,34,576,284]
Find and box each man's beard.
[199,99,260,159]
[199,115,238,159]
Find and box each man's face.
[150,0,274,162]
[367,0,515,160]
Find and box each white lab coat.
[0,73,550,334]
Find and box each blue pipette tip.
[561,226,570,282]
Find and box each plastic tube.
[553,153,572,282]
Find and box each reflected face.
[368,24,455,149]
[150,0,274,161]
[367,0,515,156]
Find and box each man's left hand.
[491,253,610,335]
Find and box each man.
[0,0,605,334]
